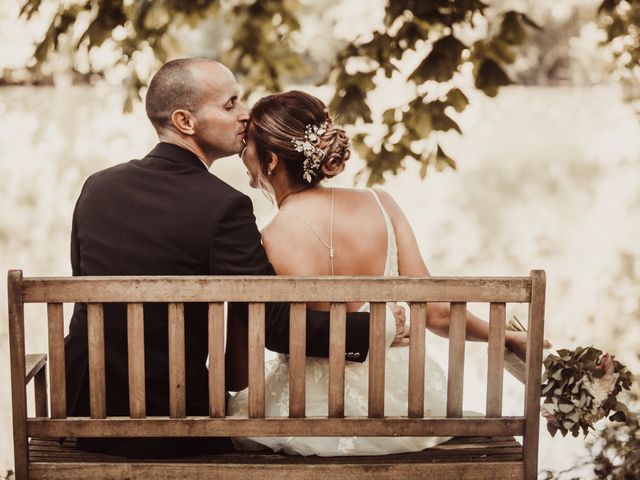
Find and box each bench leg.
[8,270,29,480]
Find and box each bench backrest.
[8,269,545,477]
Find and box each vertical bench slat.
[524,270,546,480]
[47,302,66,419]
[127,303,146,418]
[328,302,346,418]
[408,302,427,418]
[87,303,106,419]
[248,303,266,418]
[486,302,506,417]
[208,302,226,418]
[34,367,48,417]
[289,303,306,418]
[447,302,466,418]
[168,303,186,418]
[8,271,28,480]
[368,302,386,418]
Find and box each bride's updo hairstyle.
[248,91,350,186]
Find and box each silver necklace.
[280,188,335,275]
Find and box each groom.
[64,58,371,457]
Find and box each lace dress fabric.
[227,189,450,455]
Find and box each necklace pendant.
[329,247,334,258]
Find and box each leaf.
[19,0,43,20]
[410,35,466,83]
[382,108,397,125]
[329,85,372,124]
[419,158,429,180]
[435,144,456,170]
[521,13,542,31]
[499,11,527,45]
[609,411,626,422]
[558,403,575,414]
[445,88,469,113]
[488,38,516,64]
[403,100,433,137]
[547,422,558,437]
[428,101,462,134]
[394,20,429,51]
[351,133,371,159]
[541,383,555,395]
[474,59,512,97]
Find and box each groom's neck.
[157,133,213,169]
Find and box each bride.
[227,90,532,456]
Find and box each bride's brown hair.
[248,91,350,186]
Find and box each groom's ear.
[171,109,195,136]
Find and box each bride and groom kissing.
[63,58,531,458]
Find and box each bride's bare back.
[262,187,428,311]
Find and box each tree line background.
[7,0,640,186]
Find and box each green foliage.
[20,0,541,183]
[20,0,307,111]
[598,0,640,112]
[540,388,640,480]
[327,2,541,184]
[590,391,640,479]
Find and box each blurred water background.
[2,82,639,477]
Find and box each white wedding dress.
[227,189,450,456]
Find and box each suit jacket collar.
[147,142,208,171]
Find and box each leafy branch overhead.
[328,3,542,185]
[19,0,544,184]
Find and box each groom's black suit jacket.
[64,143,370,456]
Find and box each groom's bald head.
[145,58,218,133]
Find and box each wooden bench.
[8,269,546,479]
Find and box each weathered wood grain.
[47,302,66,419]
[288,303,306,418]
[127,303,145,418]
[21,276,532,303]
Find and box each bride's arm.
[373,189,536,360]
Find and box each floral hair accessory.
[291,122,329,183]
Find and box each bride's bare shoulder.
[261,211,309,255]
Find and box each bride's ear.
[171,109,195,135]
[267,152,279,176]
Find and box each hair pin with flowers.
[291,122,328,183]
[506,316,633,438]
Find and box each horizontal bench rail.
[20,276,532,303]
[27,417,526,438]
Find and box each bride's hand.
[506,331,552,362]
[389,303,410,347]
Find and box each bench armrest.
[504,349,525,383]
[25,353,47,385]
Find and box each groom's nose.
[237,100,250,122]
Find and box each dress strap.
[368,189,398,276]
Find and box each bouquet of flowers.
[540,346,632,437]
[506,316,633,437]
